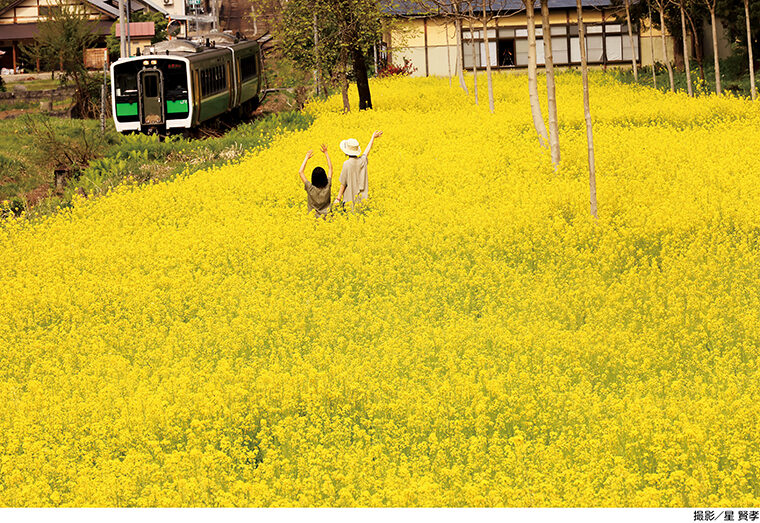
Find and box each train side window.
[240,55,257,81]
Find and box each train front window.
[116,74,138,96]
[161,61,189,120]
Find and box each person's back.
[298,144,333,218]
[339,155,369,205]
[305,177,331,216]
[336,131,383,209]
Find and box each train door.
[138,69,165,126]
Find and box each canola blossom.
[2,73,760,506]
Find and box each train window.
[240,55,257,81]
[116,74,138,96]
[143,74,158,98]
[200,64,228,97]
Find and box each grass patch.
[0,110,314,219]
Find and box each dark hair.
[311,166,328,188]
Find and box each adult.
[335,130,383,208]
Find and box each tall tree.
[623,0,638,81]
[279,0,384,111]
[653,0,676,91]
[648,1,658,87]
[678,0,694,95]
[524,0,549,148]
[419,0,469,93]
[702,0,722,93]
[467,7,480,105]
[577,0,597,219]
[478,0,497,113]
[23,0,98,117]
[541,0,560,166]
[744,0,757,100]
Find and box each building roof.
[0,0,167,20]
[388,0,613,16]
[0,20,113,38]
[115,20,155,37]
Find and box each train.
[110,32,265,134]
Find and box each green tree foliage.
[277,0,385,110]
[106,10,169,57]
[21,0,99,117]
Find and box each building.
[0,0,172,71]
[386,0,684,77]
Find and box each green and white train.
[110,33,264,134]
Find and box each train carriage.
[110,34,263,134]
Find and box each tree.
[648,1,658,87]
[524,0,548,148]
[702,0,722,93]
[415,0,469,93]
[576,0,597,219]
[22,0,99,117]
[623,0,638,81]
[744,0,757,100]
[541,0,560,167]
[677,0,694,95]
[278,0,384,111]
[652,0,676,92]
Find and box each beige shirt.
[304,180,332,216]
[339,155,369,204]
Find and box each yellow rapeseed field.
[2,73,760,507]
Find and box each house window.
[462,16,639,69]
[38,5,61,17]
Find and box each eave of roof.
[387,0,615,16]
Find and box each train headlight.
[150,60,157,65]
[142,60,149,65]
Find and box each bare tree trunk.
[659,2,675,91]
[445,19,453,88]
[339,49,350,112]
[745,0,756,100]
[455,17,469,94]
[649,2,657,87]
[482,6,495,113]
[541,0,560,166]
[686,10,706,81]
[680,4,693,96]
[313,13,320,96]
[526,1,548,148]
[468,15,479,105]
[709,6,722,94]
[577,0,597,219]
[624,0,638,81]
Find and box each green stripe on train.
[116,103,138,116]
[167,99,189,114]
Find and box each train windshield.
[113,59,189,123]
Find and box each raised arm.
[363,130,383,158]
[321,143,333,178]
[298,150,314,184]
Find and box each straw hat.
[340,138,361,156]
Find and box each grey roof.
[132,0,169,16]
[388,0,613,16]
[87,0,120,17]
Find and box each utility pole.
[118,0,127,58]
[101,49,107,133]
[126,0,132,56]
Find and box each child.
[298,144,333,218]
[335,130,383,209]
